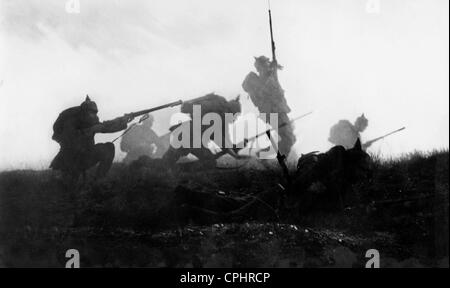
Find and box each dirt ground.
[0,151,448,267]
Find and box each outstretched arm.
[85,114,135,134]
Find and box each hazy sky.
[0,0,448,170]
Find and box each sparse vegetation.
[0,150,448,267]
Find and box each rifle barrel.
[131,100,183,118]
[113,100,183,143]
[364,127,406,147]
[383,127,406,138]
[375,127,406,141]
[214,112,313,159]
[241,112,313,147]
[269,9,276,63]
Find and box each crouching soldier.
[50,95,134,183]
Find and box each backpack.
[52,106,81,144]
[181,93,241,118]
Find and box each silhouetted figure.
[328,114,369,150]
[242,56,296,156]
[293,138,372,211]
[50,96,134,183]
[162,93,241,168]
[120,114,166,163]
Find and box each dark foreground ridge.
[0,150,448,267]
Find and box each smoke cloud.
[0,0,448,169]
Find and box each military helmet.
[354,113,369,132]
[227,95,241,114]
[80,95,98,113]
[254,56,271,65]
[254,55,282,70]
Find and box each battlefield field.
[0,150,448,268]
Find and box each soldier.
[120,114,167,164]
[50,95,134,182]
[293,138,372,211]
[242,56,296,156]
[328,114,369,150]
[162,93,241,168]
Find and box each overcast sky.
[0,0,448,170]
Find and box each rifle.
[268,2,277,64]
[214,111,313,159]
[265,128,291,184]
[112,114,149,143]
[363,127,405,149]
[262,112,316,186]
[268,0,279,79]
[129,100,183,119]
[111,100,183,143]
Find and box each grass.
[0,150,448,267]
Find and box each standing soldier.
[328,114,369,150]
[242,3,296,157]
[242,55,296,156]
[120,114,166,163]
[50,95,134,182]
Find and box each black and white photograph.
[0,0,448,271]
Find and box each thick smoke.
[0,0,448,169]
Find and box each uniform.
[120,118,166,163]
[242,56,296,156]
[50,96,130,181]
[328,114,369,150]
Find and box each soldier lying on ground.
[50,96,134,184]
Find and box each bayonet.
[268,0,279,79]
